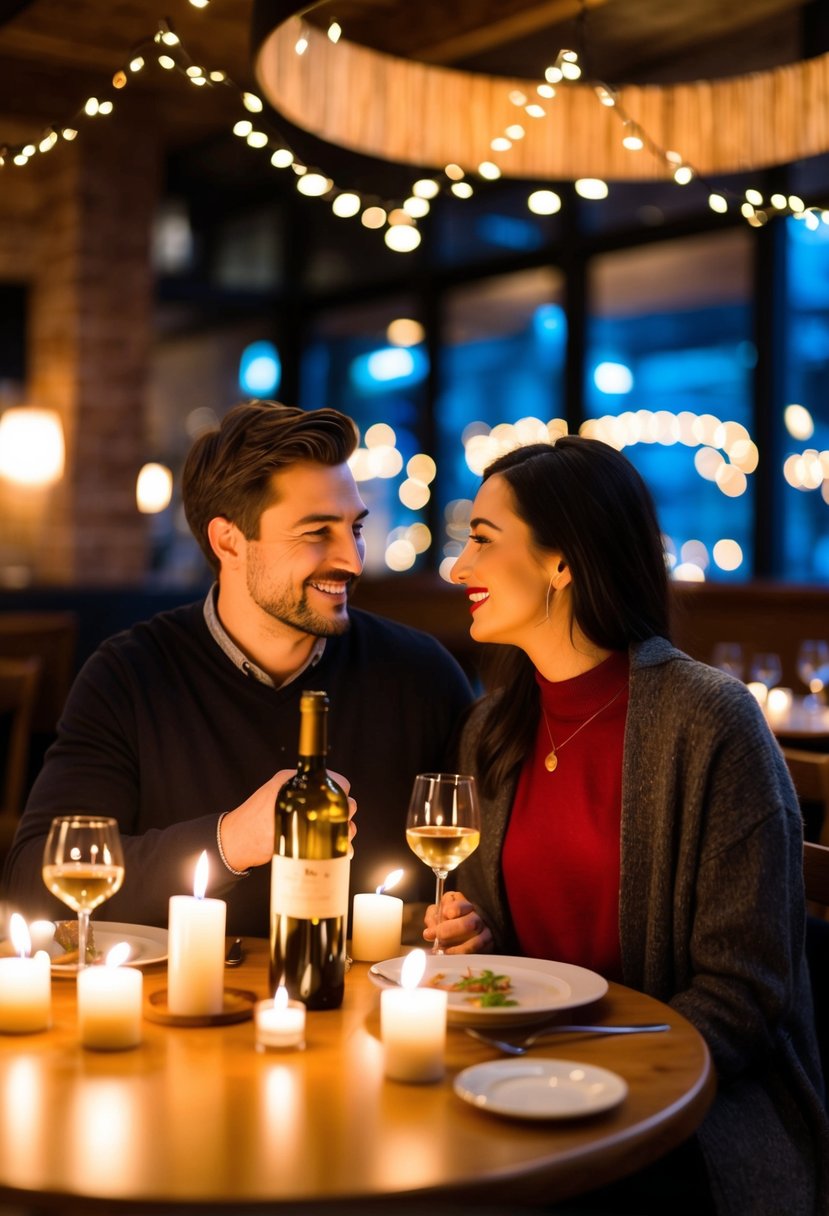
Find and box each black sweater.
[4,602,473,933]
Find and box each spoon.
[465,1022,670,1055]
[224,938,244,967]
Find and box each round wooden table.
[0,938,714,1213]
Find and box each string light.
[3,12,822,261]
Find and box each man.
[3,401,473,933]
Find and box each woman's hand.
[219,769,356,871]
[423,889,494,954]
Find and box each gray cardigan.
[459,637,829,1216]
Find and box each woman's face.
[451,473,559,647]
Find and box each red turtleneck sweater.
[501,650,630,981]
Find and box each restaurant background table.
[0,938,714,1214]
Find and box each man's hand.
[219,769,356,872]
[422,889,494,954]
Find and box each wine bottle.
[269,690,350,1009]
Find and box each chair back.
[805,841,829,910]
[0,612,77,734]
[0,656,42,875]
[782,747,829,847]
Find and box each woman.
[426,438,828,1216]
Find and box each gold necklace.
[541,681,628,772]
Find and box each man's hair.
[182,400,358,575]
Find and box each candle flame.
[193,850,209,899]
[9,913,31,958]
[274,985,289,1011]
[401,948,426,990]
[376,867,404,895]
[106,941,131,968]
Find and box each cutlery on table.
[224,938,244,967]
[465,1022,670,1055]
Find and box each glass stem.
[432,869,448,956]
[77,908,90,972]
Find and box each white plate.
[454,1058,627,1120]
[50,922,168,975]
[368,953,608,1026]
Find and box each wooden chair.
[0,655,42,869]
[0,612,77,736]
[782,747,829,847]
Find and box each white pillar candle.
[255,986,306,1052]
[77,942,143,1050]
[381,949,447,1083]
[0,915,51,1034]
[351,870,405,962]
[167,851,226,1017]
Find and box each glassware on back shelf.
[711,643,745,681]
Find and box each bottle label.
[271,854,350,920]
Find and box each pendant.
[544,750,558,772]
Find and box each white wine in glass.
[42,815,125,969]
[406,773,481,956]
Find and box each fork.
[465,1021,670,1055]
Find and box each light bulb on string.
[361,206,386,229]
[384,225,421,252]
[332,192,361,217]
[243,93,263,113]
[505,124,525,140]
[233,120,253,138]
[490,136,512,152]
[296,172,331,196]
[444,163,464,181]
[246,131,268,149]
[403,195,430,217]
[674,164,694,185]
[328,21,342,43]
[622,123,644,151]
[270,148,293,168]
[112,70,128,89]
[451,181,473,199]
[412,179,439,198]
[158,54,176,70]
[708,193,728,213]
[478,161,501,180]
[128,56,144,72]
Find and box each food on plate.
[53,920,100,964]
[428,967,519,1007]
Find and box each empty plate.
[454,1057,627,1120]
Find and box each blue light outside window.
[586,301,754,583]
[781,216,829,582]
[239,340,281,397]
[299,336,429,574]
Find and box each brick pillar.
[21,98,160,584]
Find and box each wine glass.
[711,642,745,680]
[749,652,783,689]
[42,815,125,970]
[797,640,829,706]
[405,773,481,956]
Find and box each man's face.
[243,461,367,637]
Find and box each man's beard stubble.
[245,553,356,638]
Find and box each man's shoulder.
[95,599,207,664]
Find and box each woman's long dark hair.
[475,437,670,798]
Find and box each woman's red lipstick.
[465,587,489,613]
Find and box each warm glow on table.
[0,937,714,1211]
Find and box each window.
[585,230,755,581]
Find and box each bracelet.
[216,812,251,877]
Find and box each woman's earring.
[544,575,555,621]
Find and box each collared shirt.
[202,584,325,690]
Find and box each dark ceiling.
[0,0,824,209]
